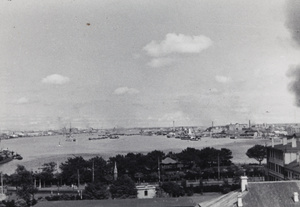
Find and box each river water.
[0,134,271,174]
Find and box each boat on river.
[65,124,76,142]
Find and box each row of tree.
[3,144,268,206]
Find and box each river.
[0,134,273,174]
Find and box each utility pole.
[77,169,80,188]
[1,172,3,195]
[158,158,161,185]
[217,153,220,180]
[92,160,95,183]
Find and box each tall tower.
[113,162,118,181]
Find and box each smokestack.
[292,138,297,148]
[272,137,275,148]
[173,121,175,132]
[237,193,243,207]
[240,176,248,192]
[286,1,300,106]
[249,120,251,128]
[294,192,299,202]
[283,137,287,145]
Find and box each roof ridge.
[248,180,300,184]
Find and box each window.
[144,190,148,196]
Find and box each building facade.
[266,138,300,181]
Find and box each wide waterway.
[0,134,275,174]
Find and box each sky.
[1,0,300,130]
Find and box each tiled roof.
[161,157,177,164]
[197,190,240,207]
[242,181,300,207]
[35,197,197,207]
[198,181,300,207]
[285,160,300,172]
[269,141,300,153]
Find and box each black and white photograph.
[0,0,300,206]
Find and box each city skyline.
[1,0,300,130]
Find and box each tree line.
[2,145,267,206]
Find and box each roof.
[287,133,300,139]
[285,160,300,172]
[35,197,197,207]
[198,180,300,207]
[198,190,240,207]
[161,157,177,164]
[243,181,300,207]
[269,141,300,153]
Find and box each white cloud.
[113,87,140,95]
[42,74,70,85]
[215,75,231,83]
[143,33,213,57]
[16,97,29,104]
[147,58,174,68]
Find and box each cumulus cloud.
[113,87,140,95]
[16,97,29,104]
[147,58,174,68]
[143,33,213,57]
[42,74,70,85]
[215,75,231,83]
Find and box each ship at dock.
[0,149,23,165]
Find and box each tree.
[109,175,137,199]
[82,182,109,199]
[10,165,38,206]
[87,156,108,183]
[39,162,57,186]
[161,182,185,197]
[60,156,90,185]
[246,145,267,165]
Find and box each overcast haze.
[1,0,300,130]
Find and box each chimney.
[240,176,248,192]
[292,138,297,148]
[282,137,287,145]
[237,193,243,207]
[271,138,274,148]
[294,192,299,202]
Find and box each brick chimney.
[292,138,297,148]
[294,192,299,202]
[282,137,287,145]
[237,193,243,207]
[271,138,274,148]
[240,176,248,192]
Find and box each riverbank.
[0,134,277,174]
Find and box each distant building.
[161,157,183,171]
[136,184,156,199]
[287,125,300,135]
[238,129,260,139]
